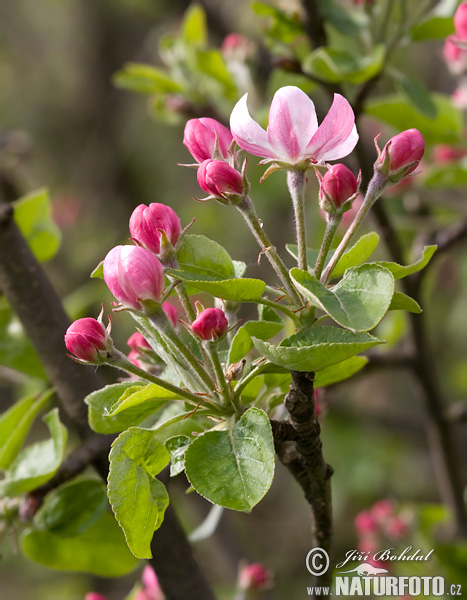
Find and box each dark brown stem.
[277,372,333,594]
[0,198,217,599]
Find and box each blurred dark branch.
[429,220,467,258]
[300,0,327,49]
[0,195,216,600]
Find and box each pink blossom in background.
[135,565,163,600]
[127,332,151,352]
[230,86,358,166]
[238,562,272,591]
[129,203,181,255]
[443,37,467,74]
[432,144,466,163]
[355,510,379,535]
[197,159,244,197]
[85,594,108,600]
[454,2,467,39]
[162,301,178,328]
[371,499,395,522]
[452,83,467,108]
[65,318,107,362]
[385,516,409,540]
[103,245,165,310]
[183,118,233,163]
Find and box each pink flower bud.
[355,510,379,535]
[320,164,358,208]
[385,516,409,540]
[85,594,109,600]
[379,129,425,176]
[65,318,107,362]
[239,563,272,591]
[192,308,228,341]
[135,566,163,600]
[103,245,165,310]
[128,349,143,368]
[454,2,467,39]
[127,332,151,352]
[162,301,178,328]
[433,144,466,163]
[129,203,181,255]
[197,159,244,198]
[371,499,395,522]
[183,118,233,163]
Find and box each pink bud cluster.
[238,562,272,592]
[355,500,411,570]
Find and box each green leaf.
[13,188,61,262]
[34,478,107,537]
[303,46,385,85]
[106,382,180,418]
[423,164,467,188]
[389,291,422,314]
[85,382,146,434]
[395,73,438,120]
[195,49,237,98]
[113,63,182,94]
[21,511,139,576]
[318,0,366,35]
[291,265,395,332]
[332,232,380,278]
[365,94,462,144]
[228,320,283,364]
[180,3,207,47]
[165,269,266,301]
[90,260,104,279]
[251,3,304,43]
[177,234,235,278]
[233,260,247,278]
[185,408,275,512]
[165,435,191,477]
[373,245,437,280]
[0,315,46,380]
[314,356,368,387]
[411,16,455,41]
[286,244,322,269]
[258,304,282,323]
[0,409,67,496]
[0,389,53,470]
[253,326,383,372]
[108,428,170,559]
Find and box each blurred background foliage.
[0,0,466,598]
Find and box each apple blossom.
[319,164,359,211]
[103,245,165,310]
[238,563,272,591]
[65,318,107,362]
[183,118,233,163]
[129,203,181,255]
[192,307,228,341]
[230,86,358,167]
[162,301,178,328]
[197,159,244,198]
[378,129,425,177]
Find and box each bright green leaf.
[228,320,283,364]
[423,164,467,188]
[314,356,368,387]
[165,269,266,301]
[389,291,422,314]
[258,304,282,323]
[291,265,395,332]
[373,245,437,280]
[303,46,385,85]
[252,2,304,43]
[253,326,383,372]
[165,435,191,477]
[185,408,275,512]
[0,389,53,470]
[0,316,46,380]
[195,49,237,98]
[108,428,170,559]
[106,382,181,419]
[113,63,182,94]
[13,188,61,262]
[21,511,139,576]
[318,0,366,35]
[395,73,438,119]
[365,94,462,144]
[90,260,104,279]
[34,478,107,537]
[332,232,380,278]
[85,382,145,434]
[411,16,455,41]
[181,4,207,47]
[0,409,67,496]
[177,234,235,278]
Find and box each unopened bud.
[192,308,228,341]
[238,563,272,592]
[197,159,244,199]
[65,318,107,362]
[183,118,233,163]
[377,129,425,180]
[129,203,181,256]
[319,164,359,214]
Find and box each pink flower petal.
[267,86,318,161]
[230,93,275,158]
[306,94,358,162]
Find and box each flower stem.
[313,214,342,280]
[236,196,302,306]
[287,170,308,272]
[204,343,243,415]
[321,172,386,283]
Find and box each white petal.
[230,94,275,159]
[319,125,359,162]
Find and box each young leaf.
[85,382,145,434]
[184,408,275,512]
[90,260,104,279]
[0,389,53,470]
[180,3,207,47]
[165,269,266,301]
[291,265,395,332]
[165,435,191,477]
[331,232,380,278]
[113,63,182,95]
[13,188,61,262]
[21,511,139,576]
[0,316,46,380]
[177,234,235,278]
[372,245,437,280]
[108,428,170,559]
[228,320,283,364]
[423,164,467,188]
[389,292,422,314]
[195,49,237,98]
[395,73,438,120]
[411,16,455,41]
[314,356,368,388]
[253,327,383,372]
[105,382,181,418]
[34,478,107,537]
[0,409,67,497]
